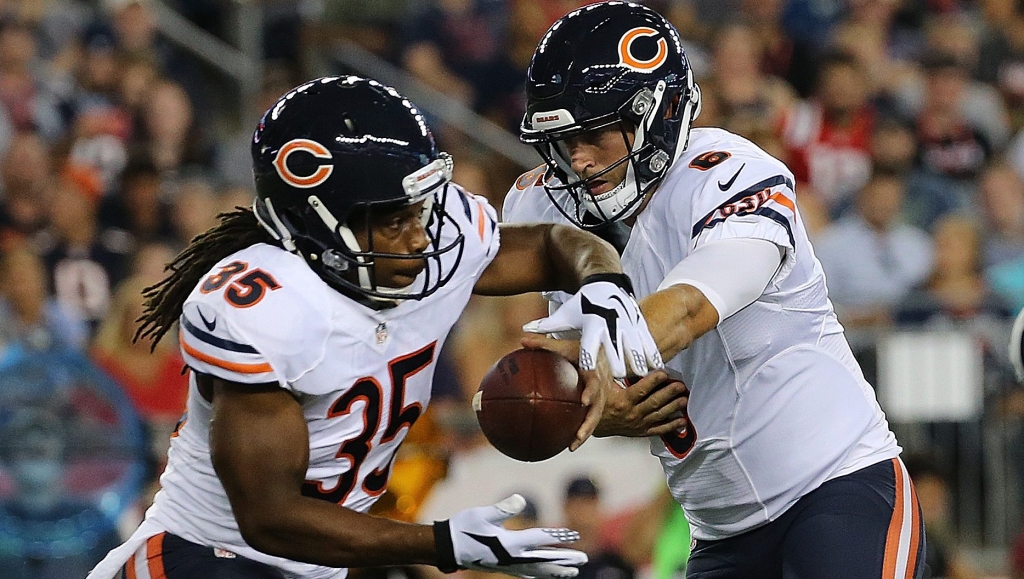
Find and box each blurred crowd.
[1,0,1024,576]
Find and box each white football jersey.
[503,128,900,541]
[93,186,500,579]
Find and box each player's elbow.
[212,469,290,554]
[220,481,296,556]
[235,508,291,556]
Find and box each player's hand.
[523,275,663,378]
[594,371,689,438]
[575,350,612,451]
[434,494,587,579]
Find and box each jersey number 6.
[302,342,436,505]
[660,382,697,459]
[688,151,731,171]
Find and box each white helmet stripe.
[254,197,297,252]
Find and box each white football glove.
[433,494,587,579]
[524,274,663,378]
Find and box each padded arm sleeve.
[657,238,784,324]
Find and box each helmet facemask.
[255,153,465,301]
[523,68,702,230]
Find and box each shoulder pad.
[179,244,331,385]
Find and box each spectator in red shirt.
[780,51,875,218]
[91,268,187,464]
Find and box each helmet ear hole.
[629,88,655,119]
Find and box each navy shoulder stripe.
[691,174,796,247]
[180,315,259,354]
[691,175,793,240]
[752,207,796,247]
[458,189,473,221]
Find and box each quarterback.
[506,3,926,579]
[87,77,662,579]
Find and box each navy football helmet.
[251,76,464,300]
[520,2,701,228]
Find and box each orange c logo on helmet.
[273,139,333,188]
[618,27,668,73]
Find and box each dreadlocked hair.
[135,206,276,348]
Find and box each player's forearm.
[208,379,441,569]
[474,223,622,295]
[640,284,719,360]
[237,499,439,568]
[545,224,623,291]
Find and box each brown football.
[474,348,587,462]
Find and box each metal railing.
[149,1,534,170]
[330,39,538,170]
[850,319,1022,549]
[148,0,263,124]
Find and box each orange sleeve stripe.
[146,533,168,579]
[179,333,273,374]
[768,192,796,214]
[475,202,486,241]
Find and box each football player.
[505,3,927,578]
[87,76,662,579]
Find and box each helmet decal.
[531,109,576,130]
[273,138,334,189]
[618,27,667,73]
